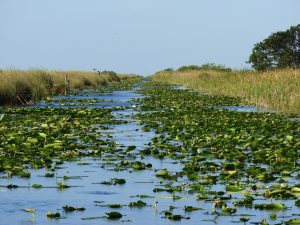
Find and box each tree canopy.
[248,24,300,71]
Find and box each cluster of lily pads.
[40,97,118,107]
[134,85,300,224]
[0,80,150,223]
[0,106,124,176]
[1,80,300,224]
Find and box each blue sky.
[0,0,299,75]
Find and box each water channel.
[0,85,299,225]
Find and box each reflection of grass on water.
[0,69,135,105]
[153,68,300,114]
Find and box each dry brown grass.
[153,69,300,114]
[0,69,132,105]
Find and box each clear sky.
[0,0,299,75]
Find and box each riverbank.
[0,69,137,105]
[152,68,300,114]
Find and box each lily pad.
[63,205,86,212]
[106,211,123,220]
[46,211,61,219]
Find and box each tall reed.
[153,69,300,114]
[0,69,132,105]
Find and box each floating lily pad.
[32,184,43,188]
[285,218,300,225]
[99,178,126,185]
[46,211,61,218]
[254,203,287,210]
[128,200,146,208]
[63,205,86,212]
[106,211,123,220]
[184,205,202,212]
[57,182,70,188]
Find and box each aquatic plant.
[105,211,123,220]
[99,178,126,185]
[0,69,136,105]
[152,68,300,114]
[62,205,86,212]
[128,200,146,208]
[46,211,61,219]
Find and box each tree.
[177,63,231,72]
[248,24,300,71]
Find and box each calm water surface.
[0,86,299,225]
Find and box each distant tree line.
[161,63,232,73]
[177,63,232,72]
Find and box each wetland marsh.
[0,81,299,225]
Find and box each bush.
[177,63,231,72]
[177,65,201,72]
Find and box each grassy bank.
[152,69,300,114]
[0,69,135,105]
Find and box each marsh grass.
[0,70,131,105]
[153,69,300,114]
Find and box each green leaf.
[27,137,38,144]
[38,133,47,139]
[106,212,122,220]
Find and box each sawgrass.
[152,68,300,114]
[0,69,132,105]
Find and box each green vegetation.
[1,80,300,224]
[152,68,300,114]
[254,203,287,210]
[105,211,123,220]
[99,178,126,185]
[248,24,300,70]
[0,69,136,105]
[161,63,232,73]
[138,86,300,178]
[62,205,86,212]
[46,211,61,219]
[136,84,300,223]
[0,106,116,174]
[128,200,147,208]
